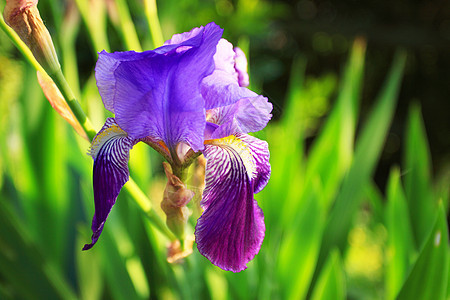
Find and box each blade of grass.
[300,38,366,212]
[76,227,104,300]
[60,1,82,99]
[73,0,110,52]
[143,0,164,47]
[266,55,306,222]
[111,0,142,51]
[364,181,385,223]
[311,50,407,292]
[277,177,325,300]
[100,220,144,300]
[385,167,415,300]
[0,200,77,300]
[403,103,436,248]
[396,203,449,300]
[310,249,346,300]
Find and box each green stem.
[124,179,176,241]
[143,0,164,47]
[74,0,110,52]
[51,69,97,140]
[114,0,142,51]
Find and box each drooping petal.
[205,95,273,139]
[195,136,265,272]
[95,22,223,151]
[83,118,137,250]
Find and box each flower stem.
[51,69,97,140]
[124,178,176,241]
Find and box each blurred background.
[0,0,449,299]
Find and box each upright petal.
[83,118,137,250]
[202,72,257,109]
[202,39,254,109]
[95,23,223,151]
[233,47,249,87]
[195,136,265,272]
[206,95,273,139]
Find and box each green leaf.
[385,167,415,300]
[397,203,449,300]
[277,178,324,300]
[0,200,77,300]
[311,249,346,300]
[301,38,366,211]
[100,216,149,300]
[403,104,436,247]
[76,227,104,300]
[311,50,406,291]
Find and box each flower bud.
[166,237,194,264]
[161,162,194,241]
[4,0,61,74]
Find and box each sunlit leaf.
[76,228,104,300]
[277,178,324,300]
[301,38,366,212]
[385,167,415,300]
[311,249,346,300]
[397,203,449,300]
[0,200,77,300]
[312,50,406,291]
[403,103,436,247]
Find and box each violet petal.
[83,118,137,250]
[95,23,223,151]
[236,134,271,193]
[206,95,273,139]
[195,138,265,272]
[233,47,250,87]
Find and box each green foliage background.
[0,0,449,299]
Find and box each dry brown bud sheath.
[4,0,60,74]
[161,162,194,240]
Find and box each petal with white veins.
[83,118,137,250]
[195,135,265,272]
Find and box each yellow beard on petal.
[205,135,256,180]
[89,124,127,159]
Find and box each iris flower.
[83,22,272,272]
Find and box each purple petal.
[195,137,265,272]
[96,51,148,113]
[213,39,238,76]
[233,47,249,87]
[206,95,273,139]
[83,118,137,250]
[202,39,254,109]
[95,23,223,152]
[236,134,271,193]
[202,72,257,109]
[164,26,204,46]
